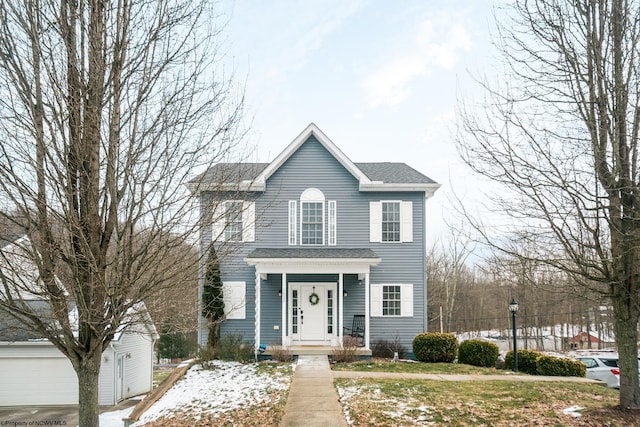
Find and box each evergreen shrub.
[504,349,541,374]
[458,339,499,367]
[536,355,586,377]
[412,332,458,363]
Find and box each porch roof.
[244,248,381,274]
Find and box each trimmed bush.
[504,349,541,374]
[268,344,293,362]
[412,333,458,363]
[537,355,586,377]
[458,339,499,368]
[214,334,254,363]
[371,337,407,359]
[332,336,360,363]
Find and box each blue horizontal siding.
[198,135,428,350]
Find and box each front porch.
[244,248,381,355]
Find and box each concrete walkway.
[281,355,348,427]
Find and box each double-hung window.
[369,200,413,243]
[212,200,255,243]
[381,202,400,242]
[225,201,243,242]
[301,201,323,245]
[382,285,401,316]
[370,283,413,317]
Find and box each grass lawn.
[332,360,509,375]
[152,368,173,388]
[336,378,633,426]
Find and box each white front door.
[290,283,336,344]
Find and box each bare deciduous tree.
[0,0,244,424]
[457,0,640,408]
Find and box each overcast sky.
[220,0,500,246]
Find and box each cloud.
[361,16,473,109]
[266,1,364,79]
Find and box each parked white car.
[576,355,620,388]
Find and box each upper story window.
[289,189,336,246]
[225,201,243,241]
[212,200,255,243]
[381,202,400,242]
[302,201,323,245]
[369,200,413,243]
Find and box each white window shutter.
[370,284,382,317]
[401,284,413,317]
[400,201,413,243]
[369,201,382,243]
[223,281,246,320]
[212,203,225,242]
[243,201,255,242]
[328,200,337,246]
[288,200,297,245]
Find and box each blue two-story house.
[193,123,439,356]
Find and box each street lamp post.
[509,298,519,373]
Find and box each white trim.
[281,273,287,345]
[243,201,255,242]
[244,257,380,275]
[364,273,370,349]
[400,201,413,243]
[288,201,297,245]
[338,273,344,345]
[360,182,441,196]
[254,272,261,352]
[328,201,337,246]
[369,201,382,243]
[222,281,246,319]
[212,203,225,242]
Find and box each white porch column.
[364,272,370,349]
[254,271,261,353]
[281,273,287,346]
[338,273,344,346]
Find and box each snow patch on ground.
[131,361,291,425]
[562,405,584,418]
[99,406,135,427]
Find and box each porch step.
[264,345,372,357]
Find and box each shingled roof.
[193,161,434,186]
[246,247,379,260]
[189,123,440,195]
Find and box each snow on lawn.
[132,361,291,426]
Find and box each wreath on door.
[308,292,320,305]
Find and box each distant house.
[192,123,440,356]
[0,235,159,406]
[568,332,609,350]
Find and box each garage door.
[0,355,78,405]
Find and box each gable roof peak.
[255,123,371,188]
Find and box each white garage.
[0,316,158,406]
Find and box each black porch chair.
[343,314,365,347]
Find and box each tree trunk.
[612,298,640,409]
[76,350,102,427]
[207,321,221,349]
